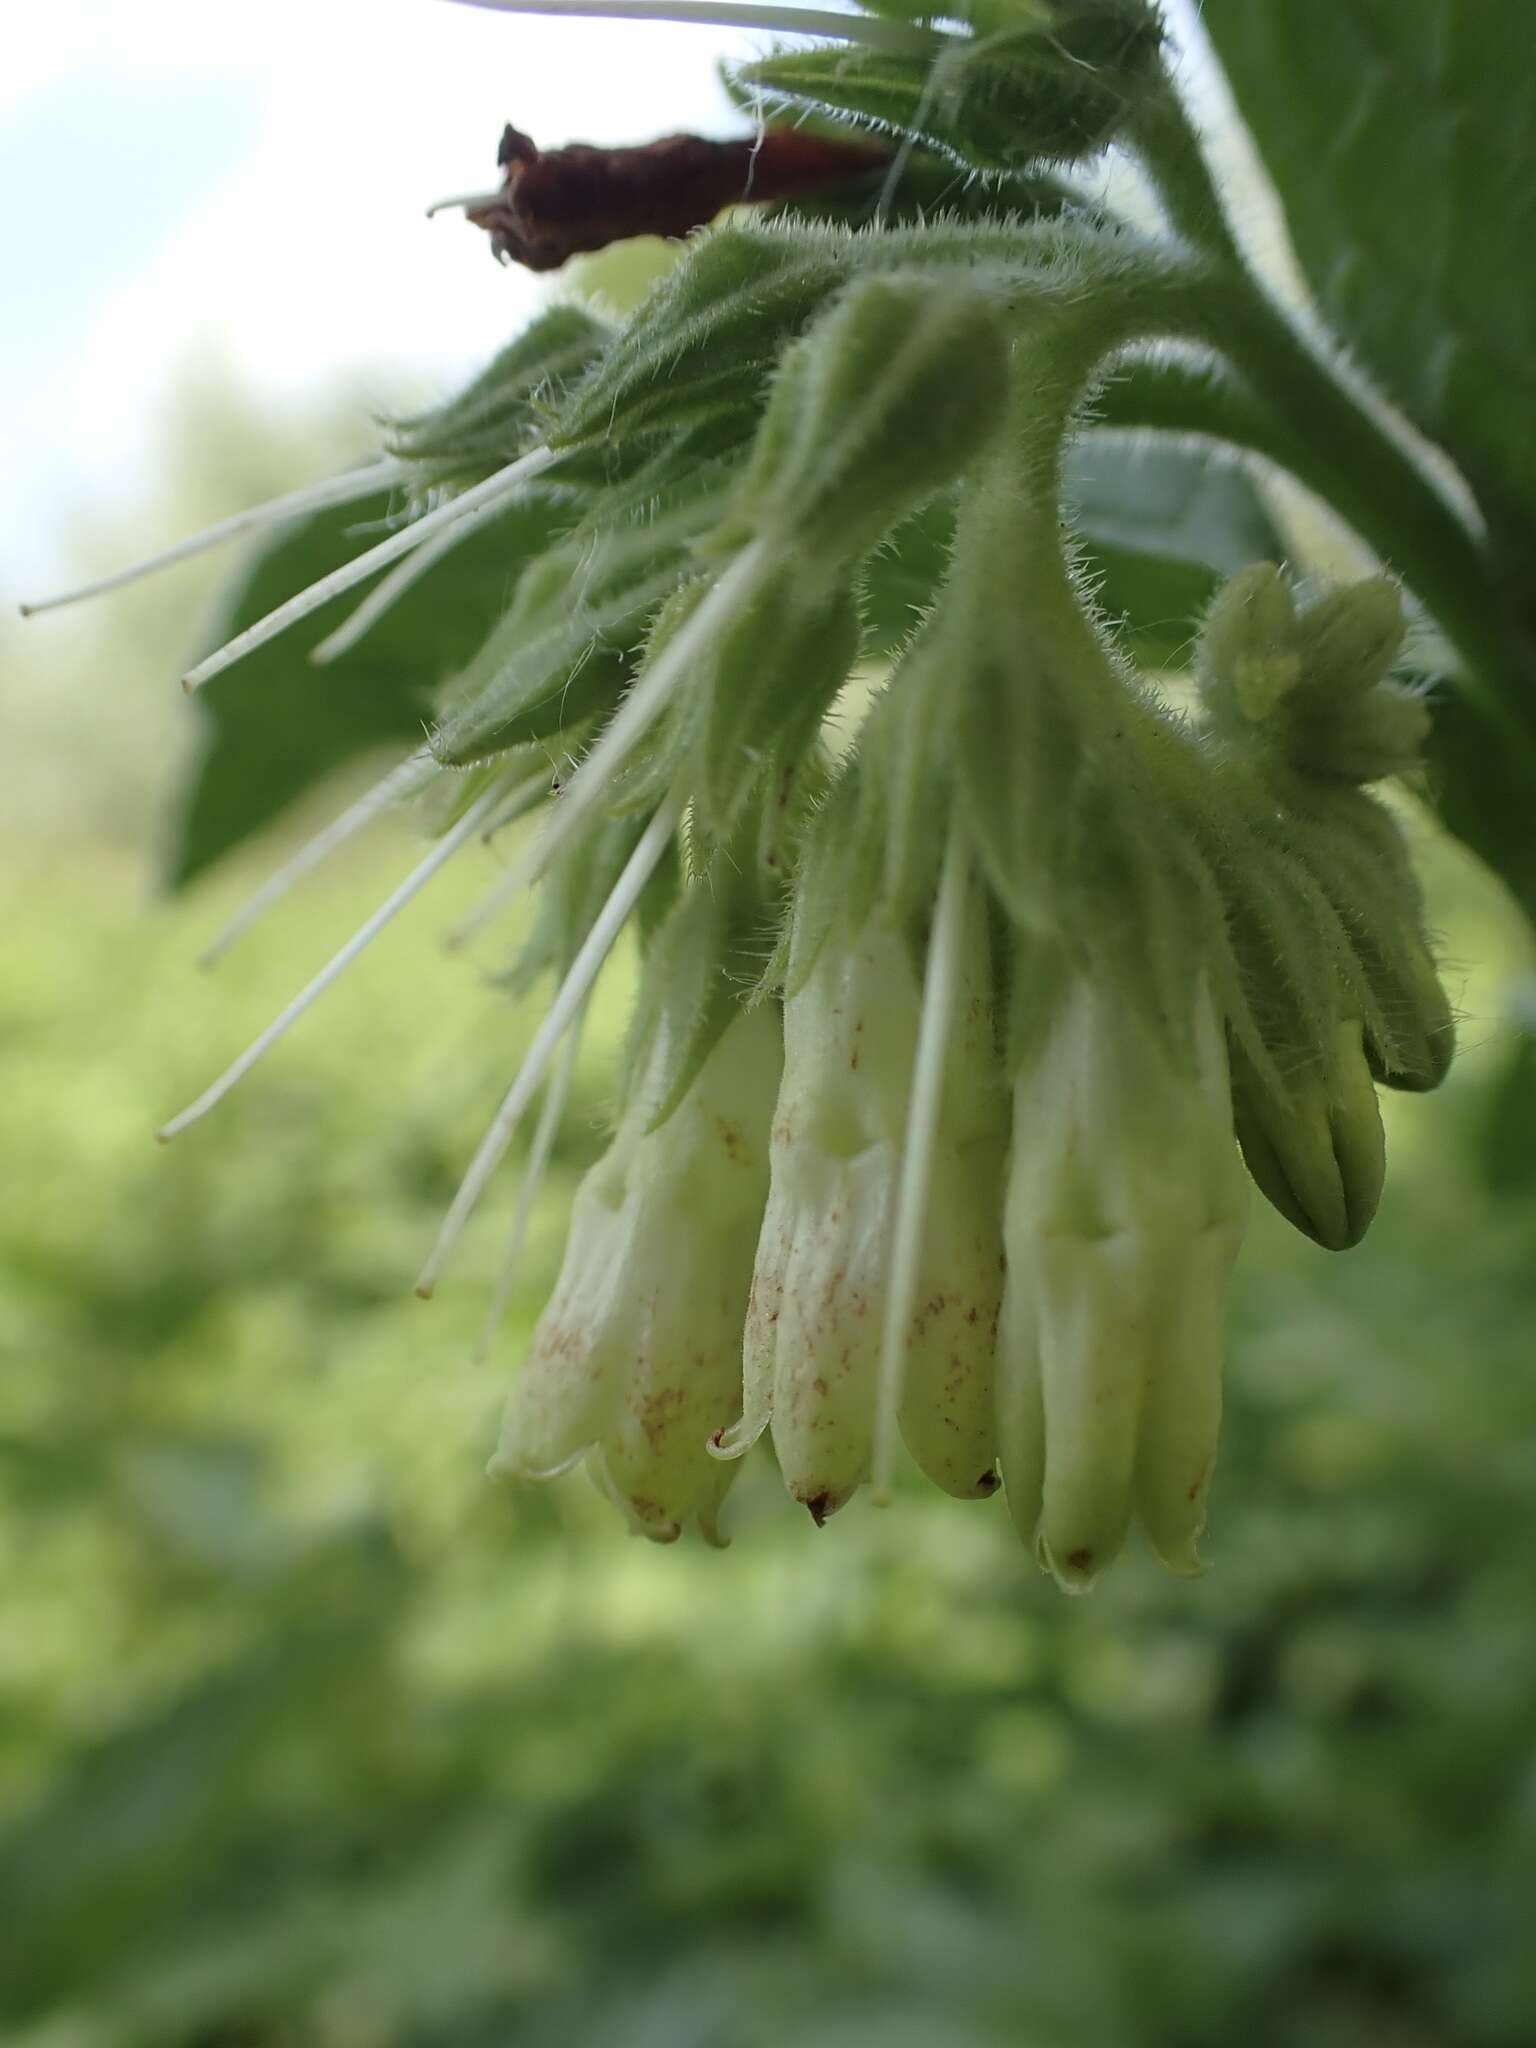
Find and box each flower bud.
[1197,562,1301,730]
[720,906,1004,1519]
[1229,1020,1385,1251]
[709,273,1010,576]
[1198,567,1426,785]
[492,1002,781,1542]
[1293,577,1405,698]
[998,972,1247,1588]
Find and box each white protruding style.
[308,512,489,667]
[182,446,556,692]
[18,460,412,618]
[157,773,516,1142]
[869,822,970,1504]
[472,1005,588,1364]
[196,750,438,967]
[439,0,937,54]
[415,792,683,1298]
[449,540,769,952]
[425,189,508,219]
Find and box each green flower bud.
[1198,567,1427,785]
[1229,1020,1385,1251]
[1273,781,1456,1092]
[1293,577,1405,697]
[709,273,1010,576]
[1197,562,1301,730]
[492,1003,781,1543]
[1361,934,1456,1092]
[720,906,1004,1519]
[998,972,1246,1589]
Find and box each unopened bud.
[1294,577,1405,698]
[1197,562,1300,730]
[711,273,1010,574]
[1230,1021,1385,1250]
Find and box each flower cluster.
[25,0,1460,1588]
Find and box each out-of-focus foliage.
[3,814,1535,2048]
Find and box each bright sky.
[0,0,761,592]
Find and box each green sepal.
[1062,763,1226,1068]
[855,623,953,919]
[729,2,1162,176]
[549,226,847,450]
[951,588,1084,934]
[1229,1027,1385,1252]
[691,568,862,849]
[707,271,1008,576]
[858,499,956,659]
[1197,562,1302,730]
[1269,779,1455,1093]
[623,831,784,1131]
[386,304,611,478]
[1200,803,1356,1104]
[429,509,707,766]
[505,807,664,998]
[780,763,886,997]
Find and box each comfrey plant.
[30,0,1536,1588]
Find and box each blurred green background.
[5,363,1536,2048]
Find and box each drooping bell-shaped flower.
[492,1001,782,1543]
[997,969,1248,1590]
[718,893,1006,1521]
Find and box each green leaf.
[1198,2,1536,571]
[168,490,568,886]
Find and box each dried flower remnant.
[444,120,891,271]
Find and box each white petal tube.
[999,973,1247,1589]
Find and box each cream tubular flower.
[997,973,1248,1590]
[722,905,1004,1522]
[491,1002,782,1543]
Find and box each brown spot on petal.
[805,1491,833,1527]
[976,1471,1000,1496]
[1066,1547,1094,1575]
